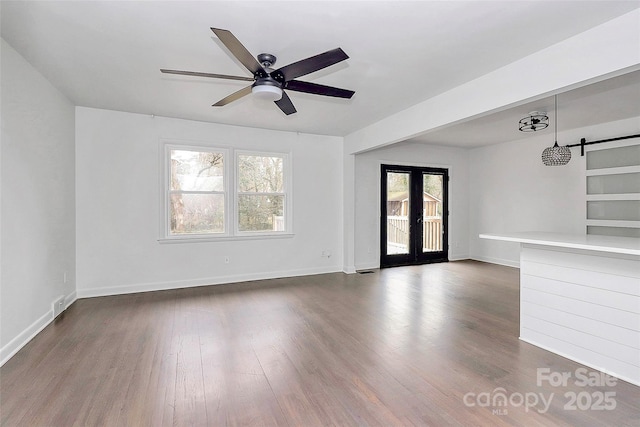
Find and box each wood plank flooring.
[1,260,639,426]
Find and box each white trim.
[586,219,640,228]
[586,165,640,176]
[76,265,342,299]
[355,262,379,271]
[158,232,294,244]
[587,193,640,201]
[161,142,230,239]
[343,265,357,274]
[1,291,77,367]
[470,255,520,268]
[159,143,295,241]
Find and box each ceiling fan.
[161,27,355,115]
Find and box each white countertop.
[479,232,640,256]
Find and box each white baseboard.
[343,265,357,274]
[0,291,77,367]
[470,255,519,268]
[76,265,343,298]
[65,291,77,308]
[354,262,378,272]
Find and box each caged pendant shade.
[541,95,571,166]
[542,142,572,166]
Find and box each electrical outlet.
[52,295,65,318]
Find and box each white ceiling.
[2,1,639,142]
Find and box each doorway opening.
[380,164,449,268]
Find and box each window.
[162,143,290,241]
[237,153,288,233]
[168,147,227,236]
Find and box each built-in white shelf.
[585,165,640,176]
[586,140,640,238]
[586,219,640,228]
[586,193,640,201]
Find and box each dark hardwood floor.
[1,260,639,426]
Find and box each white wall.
[75,107,343,297]
[353,141,469,270]
[1,39,76,363]
[469,116,640,267]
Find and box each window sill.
[158,232,295,244]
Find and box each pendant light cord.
[554,94,558,145]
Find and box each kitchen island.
[480,232,640,386]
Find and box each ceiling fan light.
[252,85,282,102]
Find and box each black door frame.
[380,164,449,268]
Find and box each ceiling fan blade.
[274,92,297,115]
[285,80,354,99]
[212,85,252,107]
[210,28,266,77]
[161,69,254,82]
[273,48,349,82]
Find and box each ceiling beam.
[344,9,640,155]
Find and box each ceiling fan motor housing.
[253,75,282,89]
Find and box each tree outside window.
[237,154,286,232]
[169,149,225,235]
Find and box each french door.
[380,164,449,268]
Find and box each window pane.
[238,195,284,232]
[422,174,443,253]
[238,155,283,193]
[170,193,224,234]
[171,150,224,191]
[386,172,410,255]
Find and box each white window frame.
[159,142,293,243]
[161,143,230,241]
[235,150,292,236]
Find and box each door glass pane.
[422,174,443,252]
[386,172,410,255]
